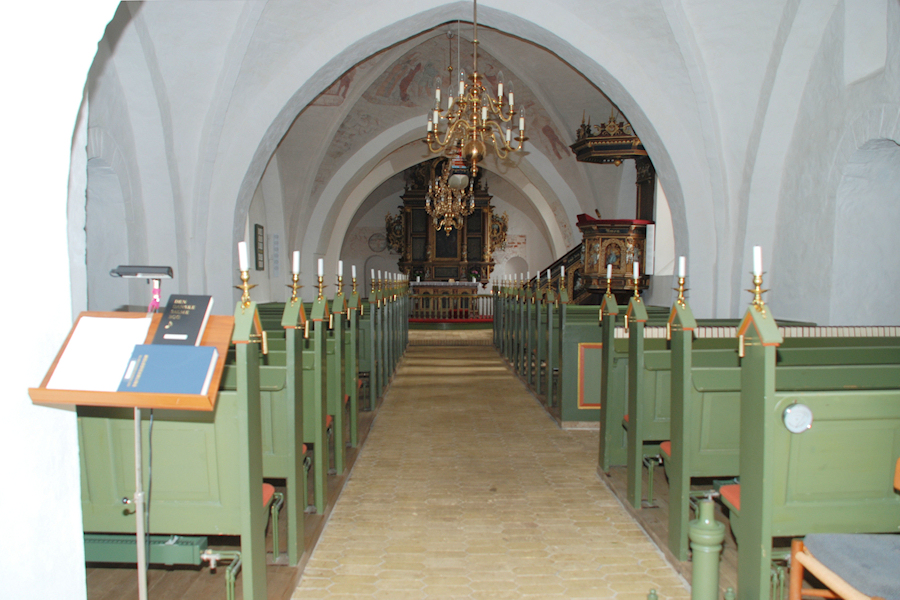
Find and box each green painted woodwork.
[84,534,208,566]
[545,290,557,406]
[734,310,900,599]
[558,306,604,424]
[347,293,360,447]
[78,305,268,600]
[281,326,305,566]
[625,297,649,509]
[667,299,696,561]
[328,289,347,475]
[306,296,329,514]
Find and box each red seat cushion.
[326,415,334,428]
[262,482,275,508]
[719,484,741,512]
[660,441,671,458]
[623,414,629,422]
[344,394,350,406]
[302,444,308,455]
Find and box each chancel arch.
[176,1,707,313]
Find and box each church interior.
[5,1,900,599]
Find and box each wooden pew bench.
[719,310,900,599]
[663,339,900,560]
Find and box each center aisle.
[293,343,689,599]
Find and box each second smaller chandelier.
[426,155,475,235]
[424,0,526,179]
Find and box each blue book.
[117,344,219,395]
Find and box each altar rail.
[409,293,493,322]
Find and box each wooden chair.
[788,458,900,600]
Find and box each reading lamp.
[108,264,172,600]
[110,265,173,313]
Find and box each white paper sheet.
[47,316,153,392]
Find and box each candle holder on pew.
[237,268,257,311]
[674,275,688,307]
[748,272,767,314]
[287,272,302,305]
[235,268,268,354]
[738,271,769,357]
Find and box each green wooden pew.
[78,304,271,599]
[664,300,900,561]
[327,287,348,475]
[358,307,375,410]
[722,306,900,600]
[557,305,605,425]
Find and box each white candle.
[377,270,381,280]
[317,258,324,277]
[352,265,356,279]
[678,256,686,279]
[371,268,375,280]
[433,109,439,125]
[435,87,441,102]
[481,106,488,121]
[607,264,612,280]
[526,271,530,281]
[561,265,565,279]
[753,246,762,276]
[292,250,300,275]
[427,119,433,132]
[338,260,343,277]
[506,128,511,144]
[459,80,465,97]
[509,91,514,107]
[546,269,550,281]
[519,115,525,131]
[633,261,640,280]
[497,82,503,98]
[447,95,454,110]
[238,241,248,272]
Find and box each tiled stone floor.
[294,344,689,599]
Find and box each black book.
[152,295,214,346]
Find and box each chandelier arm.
[486,97,514,122]
[431,118,473,152]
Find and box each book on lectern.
[151,295,214,345]
[117,344,219,395]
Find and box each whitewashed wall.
[1,4,119,599]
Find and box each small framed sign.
[254,224,265,271]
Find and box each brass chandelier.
[424,0,526,180]
[426,156,475,235]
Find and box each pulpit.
[576,214,652,302]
